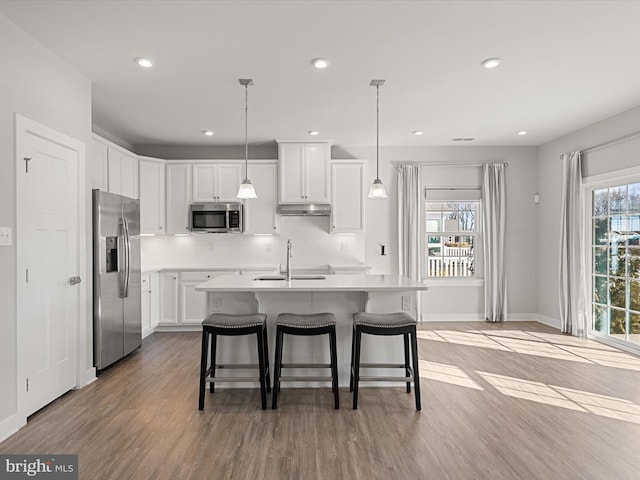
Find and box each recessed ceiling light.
[202,130,214,136]
[481,57,501,69]
[412,130,423,136]
[308,130,319,136]
[135,57,154,68]
[516,130,528,136]
[311,58,330,69]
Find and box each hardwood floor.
[2,321,640,479]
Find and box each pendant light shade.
[368,79,388,199]
[237,78,257,199]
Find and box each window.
[591,182,640,345]
[426,201,479,278]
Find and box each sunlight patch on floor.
[419,360,483,390]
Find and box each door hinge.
[24,157,32,173]
[26,378,29,392]
[25,268,29,283]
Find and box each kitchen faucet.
[282,239,292,281]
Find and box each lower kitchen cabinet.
[158,272,179,325]
[141,272,159,337]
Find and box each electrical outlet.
[401,295,412,311]
[341,241,349,251]
[212,296,222,312]
[0,227,11,246]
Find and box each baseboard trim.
[154,325,202,333]
[81,367,97,387]
[419,313,550,323]
[0,414,26,443]
[532,314,562,329]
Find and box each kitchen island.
[196,274,427,387]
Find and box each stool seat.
[276,312,336,329]
[203,313,267,328]
[353,312,416,328]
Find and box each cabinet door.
[141,274,151,337]
[166,163,191,234]
[120,153,139,199]
[331,162,365,233]
[180,281,209,324]
[158,273,179,324]
[192,164,217,201]
[139,159,165,234]
[88,138,108,191]
[305,143,330,203]
[279,143,305,203]
[216,164,243,201]
[107,147,123,195]
[149,273,159,329]
[244,163,278,234]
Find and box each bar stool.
[350,312,421,410]
[198,313,271,410]
[271,313,339,409]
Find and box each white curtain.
[398,164,423,281]
[482,163,507,322]
[559,151,588,336]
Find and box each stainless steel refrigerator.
[93,189,142,370]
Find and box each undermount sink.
[253,275,327,281]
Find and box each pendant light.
[368,79,388,199]
[236,78,257,199]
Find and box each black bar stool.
[272,313,339,409]
[350,312,421,410]
[198,313,271,410]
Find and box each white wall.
[335,145,539,318]
[0,14,92,437]
[536,105,640,323]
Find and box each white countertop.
[195,274,427,292]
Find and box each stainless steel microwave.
[188,202,243,233]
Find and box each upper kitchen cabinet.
[331,160,366,234]
[139,157,166,234]
[166,162,192,234]
[108,146,139,199]
[88,137,109,191]
[278,142,330,203]
[192,163,242,202]
[244,161,278,234]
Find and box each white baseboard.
[420,313,484,322]
[81,367,97,387]
[154,325,201,332]
[532,314,562,329]
[0,414,26,443]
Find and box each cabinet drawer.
[180,270,237,282]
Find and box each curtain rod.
[559,129,640,159]
[397,162,508,168]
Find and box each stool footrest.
[215,364,261,370]
[358,363,408,369]
[278,376,333,382]
[206,376,261,383]
[281,363,331,369]
[358,375,415,382]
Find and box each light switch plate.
[0,227,12,246]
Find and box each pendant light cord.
[376,83,380,180]
[244,84,249,179]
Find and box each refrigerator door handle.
[123,216,131,298]
[118,217,126,298]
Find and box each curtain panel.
[559,151,588,337]
[398,164,423,281]
[482,163,508,322]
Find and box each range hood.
[277,203,332,216]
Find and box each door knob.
[69,276,82,285]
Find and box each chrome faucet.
[284,239,292,281]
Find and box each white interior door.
[17,115,81,418]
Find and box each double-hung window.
[425,201,479,278]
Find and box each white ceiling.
[2,0,640,148]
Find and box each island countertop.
[195,273,427,292]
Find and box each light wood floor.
[2,321,640,479]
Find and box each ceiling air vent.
[451,138,475,142]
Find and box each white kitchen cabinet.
[139,158,166,234]
[108,146,139,199]
[166,163,192,234]
[141,273,159,338]
[158,272,179,325]
[179,271,237,324]
[192,163,242,202]
[278,142,330,204]
[88,137,109,191]
[331,160,366,233]
[244,161,278,234]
